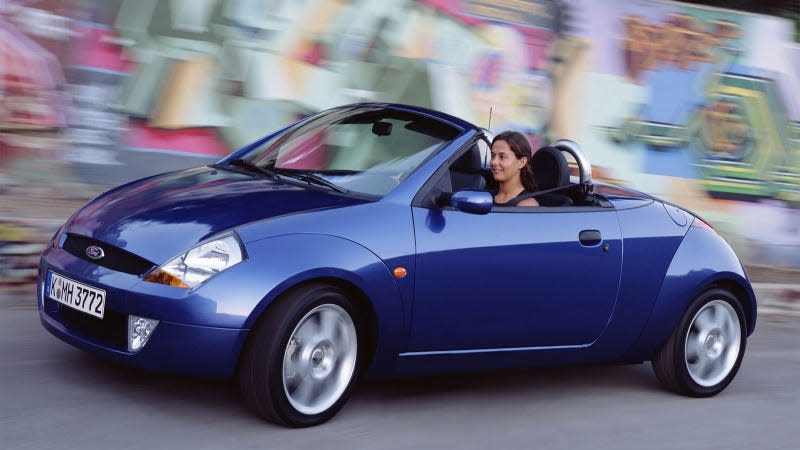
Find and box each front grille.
[47,297,127,349]
[62,234,155,275]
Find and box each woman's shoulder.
[511,190,538,206]
[517,196,539,206]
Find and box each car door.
[408,162,622,353]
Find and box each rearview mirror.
[372,121,392,136]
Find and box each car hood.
[66,166,368,263]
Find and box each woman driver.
[490,131,539,206]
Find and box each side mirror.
[439,190,492,215]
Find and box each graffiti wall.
[0,0,72,179]
[568,0,800,266]
[1,0,570,183]
[1,0,799,268]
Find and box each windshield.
[231,107,461,197]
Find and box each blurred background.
[2,0,799,284]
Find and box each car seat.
[531,146,573,206]
[450,144,486,192]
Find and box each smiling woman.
[489,130,538,207]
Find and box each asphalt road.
[2,287,798,450]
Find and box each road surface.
[1,286,798,450]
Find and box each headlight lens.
[48,225,65,248]
[144,234,244,288]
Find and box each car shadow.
[57,350,255,417]
[355,362,664,401]
[60,349,666,427]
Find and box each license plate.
[46,271,106,319]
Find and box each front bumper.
[38,247,251,378]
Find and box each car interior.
[447,141,597,208]
[529,146,574,206]
[449,143,487,193]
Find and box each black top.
[492,190,534,206]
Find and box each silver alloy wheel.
[282,304,357,415]
[684,299,741,387]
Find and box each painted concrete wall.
[2,0,799,268]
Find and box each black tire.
[652,288,747,397]
[239,283,361,427]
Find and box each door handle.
[579,230,602,246]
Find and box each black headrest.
[451,144,482,172]
[531,146,569,190]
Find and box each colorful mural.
[98,0,564,146]
[49,0,573,183]
[569,0,800,265]
[0,1,70,132]
[2,0,799,267]
[596,7,800,204]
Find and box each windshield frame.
[218,105,464,199]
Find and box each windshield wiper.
[227,158,276,178]
[274,169,350,194]
[227,159,349,194]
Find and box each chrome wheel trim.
[282,304,357,415]
[684,299,741,387]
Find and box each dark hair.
[491,131,537,192]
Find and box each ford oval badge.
[86,245,105,260]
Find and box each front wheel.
[652,288,746,397]
[239,283,360,427]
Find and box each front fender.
[235,233,406,376]
[624,224,757,361]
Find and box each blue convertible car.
[39,103,756,426]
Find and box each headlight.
[48,225,65,248]
[144,234,244,288]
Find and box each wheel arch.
[288,277,380,371]
[708,278,756,336]
[234,233,406,378]
[623,225,756,361]
[236,273,396,380]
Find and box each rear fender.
[624,224,756,361]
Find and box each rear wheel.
[239,283,359,427]
[652,288,746,397]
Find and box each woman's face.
[490,139,526,183]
